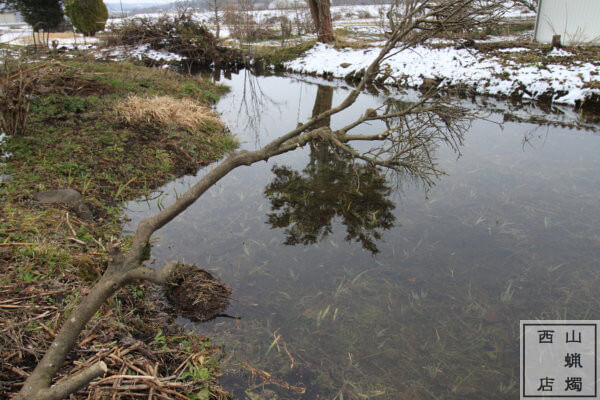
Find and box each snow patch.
[101,44,183,62]
[497,47,530,53]
[285,43,600,106]
[548,48,574,57]
[0,132,11,160]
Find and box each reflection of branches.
[18,1,507,398]
[263,83,465,254]
[265,148,395,254]
[331,96,469,187]
[237,69,280,147]
[521,126,549,151]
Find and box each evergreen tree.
[2,0,64,31]
[65,0,108,36]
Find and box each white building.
[534,0,600,45]
[0,10,24,26]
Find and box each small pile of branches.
[81,340,230,399]
[0,255,229,399]
[105,13,243,68]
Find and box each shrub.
[0,55,44,136]
[65,0,108,37]
[106,13,243,68]
[10,0,65,32]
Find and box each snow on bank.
[0,27,98,48]
[0,132,11,160]
[547,48,574,57]
[94,44,182,64]
[285,43,600,106]
[126,43,183,62]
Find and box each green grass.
[0,55,238,278]
[254,40,316,68]
[1,57,238,276]
[0,56,235,398]
[3,58,237,212]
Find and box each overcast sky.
[105,0,177,6]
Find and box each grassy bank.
[0,55,236,399]
[251,40,316,70]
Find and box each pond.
[125,71,600,399]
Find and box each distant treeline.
[107,0,393,18]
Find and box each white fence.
[535,0,600,45]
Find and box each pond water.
[125,71,600,399]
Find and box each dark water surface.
[125,72,600,399]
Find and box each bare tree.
[511,0,537,13]
[16,1,506,399]
[204,0,223,39]
[290,0,313,36]
[223,0,257,43]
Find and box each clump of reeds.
[165,263,232,322]
[114,95,223,134]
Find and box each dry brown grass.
[114,95,223,133]
[332,30,373,49]
[584,80,600,90]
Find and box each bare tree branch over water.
[16,1,506,398]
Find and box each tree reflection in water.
[264,84,456,254]
[265,151,395,254]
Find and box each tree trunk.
[311,84,334,127]
[214,0,220,40]
[310,84,334,163]
[307,0,334,43]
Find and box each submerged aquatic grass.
[124,72,600,399]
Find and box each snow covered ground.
[95,43,182,64]
[4,4,591,108]
[0,132,11,161]
[285,43,600,106]
[108,5,384,28]
[0,26,98,48]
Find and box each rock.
[73,201,94,221]
[33,188,81,205]
[483,304,507,324]
[420,78,439,91]
[340,62,352,68]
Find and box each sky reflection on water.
[125,72,600,399]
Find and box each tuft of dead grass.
[165,263,231,322]
[115,95,223,134]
